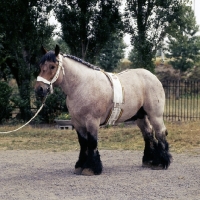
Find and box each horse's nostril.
[35,86,45,97]
[35,86,49,99]
[39,86,43,92]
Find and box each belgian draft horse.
[35,45,172,175]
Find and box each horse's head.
[35,45,64,99]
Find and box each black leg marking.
[142,138,157,166]
[83,133,103,175]
[151,139,172,169]
[75,132,88,169]
[141,128,172,169]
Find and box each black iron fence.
[162,80,200,121]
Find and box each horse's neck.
[60,57,92,96]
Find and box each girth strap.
[103,72,124,125]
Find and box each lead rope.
[0,96,47,134]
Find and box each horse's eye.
[50,66,55,70]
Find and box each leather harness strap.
[102,72,124,125]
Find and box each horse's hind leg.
[137,114,172,169]
[149,116,172,169]
[136,116,157,167]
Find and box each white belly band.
[105,72,124,125]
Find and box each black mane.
[62,54,101,71]
[40,51,57,65]
[39,51,101,71]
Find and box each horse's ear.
[41,46,47,55]
[55,44,60,56]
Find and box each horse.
[35,45,172,175]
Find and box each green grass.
[0,122,200,153]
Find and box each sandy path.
[0,150,200,200]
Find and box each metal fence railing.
[162,80,200,121]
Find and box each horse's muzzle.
[35,84,50,100]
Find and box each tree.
[55,0,123,63]
[0,82,13,123]
[41,37,70,55]
[96,34,126,72]
[165,2,200,76]
[0,0,55,120]
[125,0,179,72]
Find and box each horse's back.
[118,68,164,99]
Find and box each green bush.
[0,82,13,123]
[35,88,68,123]
[56,113,71,120]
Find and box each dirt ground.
[0,150,200,200]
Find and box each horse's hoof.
[142,161,152,168]
[74,167,83,175]
[81,168,95,176]
[151,164,164,170]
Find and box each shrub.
[56,113,71,120]
[0,82,13,123]
[34,87,68,123]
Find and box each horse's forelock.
[39,51,57,65]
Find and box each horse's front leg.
[74,131,88,175]
[74,125,103,176]
[81,131,103,175]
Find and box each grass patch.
[0,122,200,153]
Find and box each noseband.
[36,54,65,94]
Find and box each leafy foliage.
[56,113,71,120]
[125,0,179,72]
[0,0,55,120]
[55,0,123,63]
[35,88,68,123]
[0,82,13,123]
[96,34,126,72]
[42,37,70,55]
[165,2,200,74]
